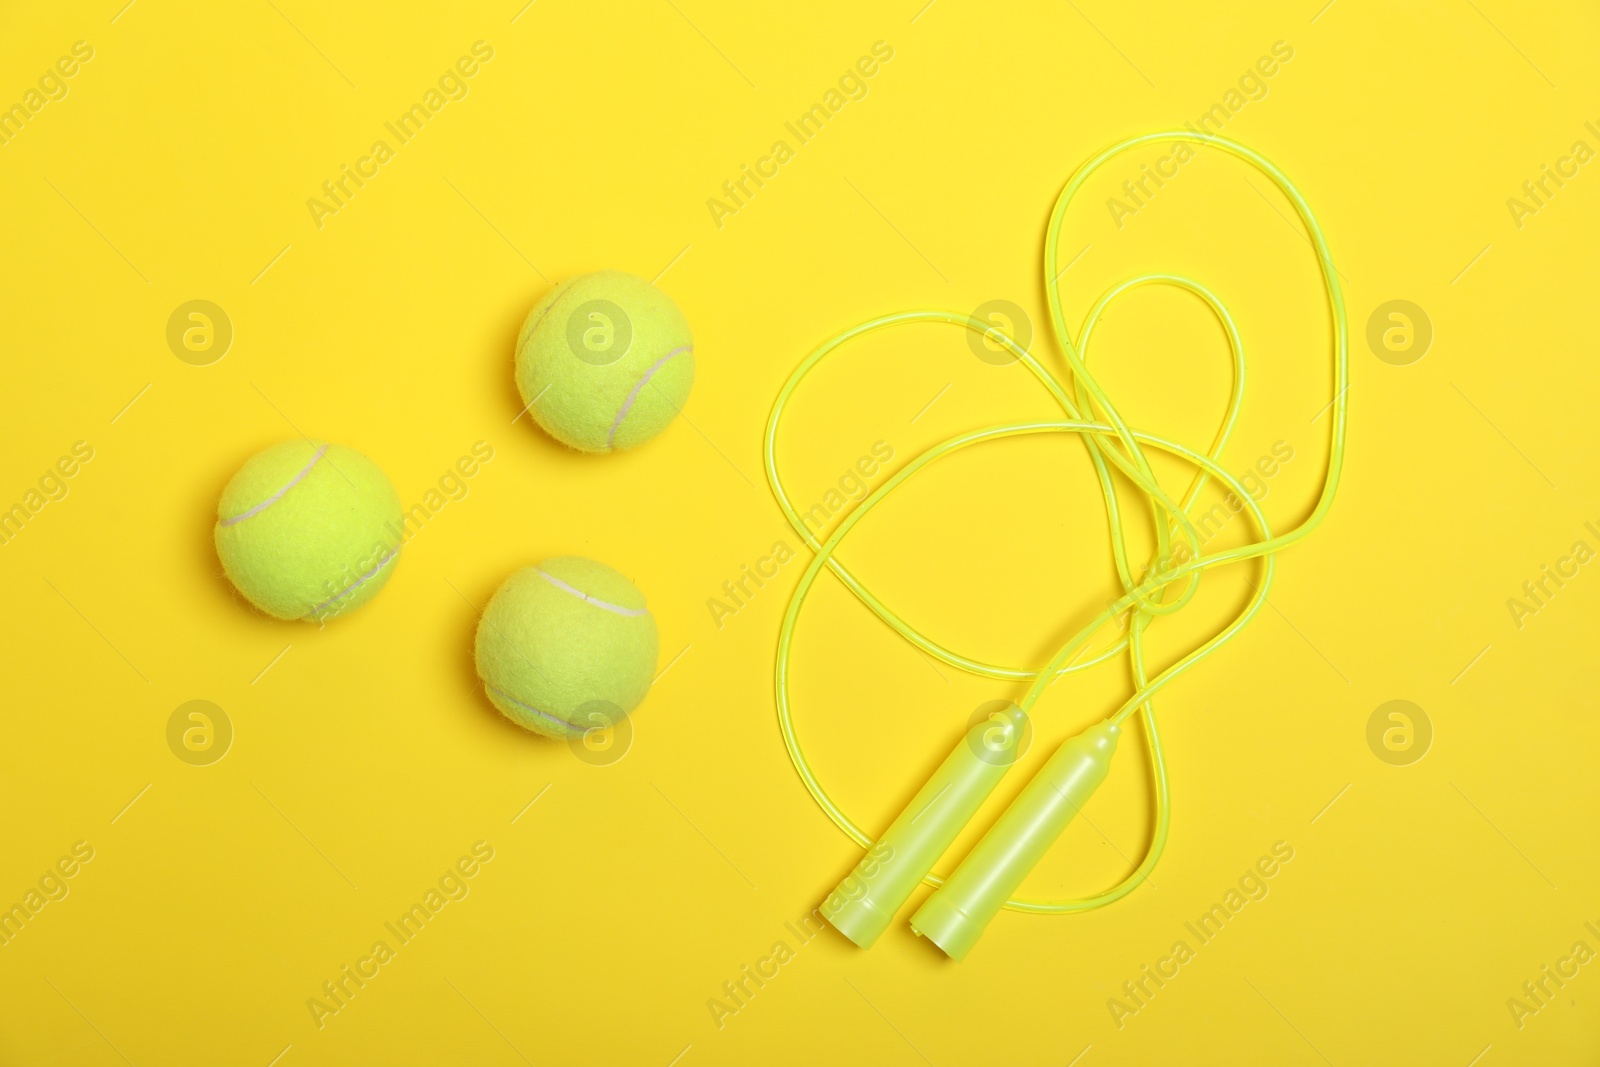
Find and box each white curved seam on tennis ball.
[536,568,650,617]
[309,546,398,617]
[521,279,574,352]
[606,345,692,448]
[525,287,563,340]
[220,444,329,526]
[489,686,582,735]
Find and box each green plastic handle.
[819,705,1029,948]
[910,718,1120,960]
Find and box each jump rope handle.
[911,719,1120,959]
[820,709,1121,958]
[820,705,1029,948]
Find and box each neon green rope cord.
[764,132,1348,915]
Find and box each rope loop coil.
[764,132,1348,913]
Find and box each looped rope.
[764,132,1349,914]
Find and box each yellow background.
[2,0,1597,1064]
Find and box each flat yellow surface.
[2,1,1598,1064]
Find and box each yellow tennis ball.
[214,440,403,621]
[515,270,695,452]
[474,557,659,739]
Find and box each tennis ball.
[215,440,403,622]
[475,557,659,739]
[515,270,695,453]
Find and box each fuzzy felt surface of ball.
[515,270,695,452]
[214,440,402,621]
[474,557,659,738]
